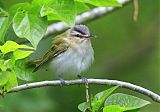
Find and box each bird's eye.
[76,34,81,37]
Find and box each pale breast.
[49,40,94,76]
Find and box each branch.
[8,79,160,103]
[45,0,131,37]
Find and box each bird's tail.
[27,59,41,65]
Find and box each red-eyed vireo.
[30,25,94,78]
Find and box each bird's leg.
[58,75,66,87]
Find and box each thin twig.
[5,79,160,103]
[85,83,92,112]
[85,83,90,103]
[133,0,139,21]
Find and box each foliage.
[78,86,150,112]
[0,41,34,92]
[103,93,150,112]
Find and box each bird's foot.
[77,75,88,85]
[59,78,66,87]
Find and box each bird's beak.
[89,34,96,39]
[83,34,96,39]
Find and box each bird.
[29,24,94,79]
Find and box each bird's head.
[70,25,95,40]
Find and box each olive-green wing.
[33,37,69,72]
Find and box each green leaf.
[41,0,76,26]
[41,6,58,18]
[78,102,91,112]
[0,41,19,54]
[0,71,10,86]
[78,102,90,112]
[0,8,10,42]
[103,105,140,112]
[0,59,7,71]
[0,41,34,55]
[103,105,123,112]
[77,0,121,7]
[13,58,35,81]
[92,86,118,112]
[12,2,47,48]
[104,93,150,111]
[4,71,18,90]
[13,49,33,60]
[75,1,90,14]
[78,102,86,111]
[13,11,47,48]
[4,59,15,70]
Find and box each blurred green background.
[0,0,159,112]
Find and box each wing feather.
[33,37,69,72]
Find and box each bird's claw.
[59,78,66,87]
[77,75,88,85]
